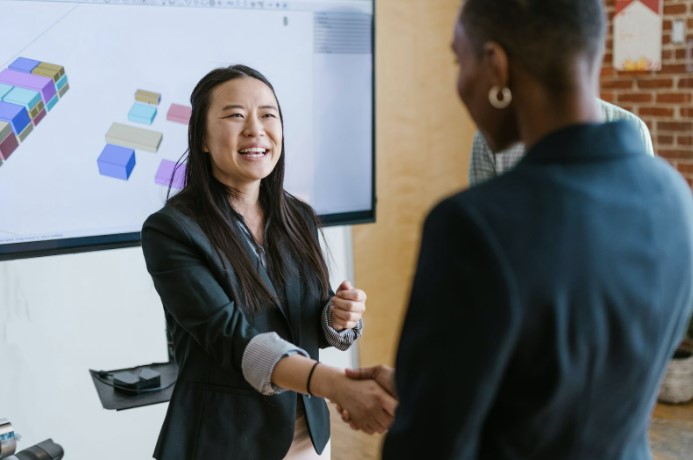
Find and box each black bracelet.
[306,361,320,397]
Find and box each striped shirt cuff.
[321,301,363,351]
[242,332,309,396]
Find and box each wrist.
[308,363,342,401]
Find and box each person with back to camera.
[468,98,655,185]
[140,64,397,460]
[345,0,693,458]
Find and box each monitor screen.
[0,0,374,261]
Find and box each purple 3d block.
[155,159,186,189]
[97,144,136,180]
[0,101,31,135]
[9,57,40,73]
[0,131,19,160]
[0,69,56,104]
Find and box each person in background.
[351,0,693,458]
[468,99,655,185]
[141,64,396,460]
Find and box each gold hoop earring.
[488,86,512,109]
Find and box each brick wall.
[601,0,693,187]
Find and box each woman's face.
[203,77,283,190]
[452,21,518,151]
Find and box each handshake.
[327,365,398,435]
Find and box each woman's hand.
[331,280,366,331]
[272,355,396,434]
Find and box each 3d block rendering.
[135,89,161,105]
[97,144,136,180]
[3,87,45,124]
[166,103,192,125]
[32,62,65,83]
[128,102,157,125]
[105,122,162,153]
[0,121,18,160]
[0,69,56,104]
[9,57,40,74]
[0,83,13,100]
[0,101,31,136]
[155,159,186,189]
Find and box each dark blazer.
[384,122,693,460]
[141,204,330,460]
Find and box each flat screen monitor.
[0,0,374,261]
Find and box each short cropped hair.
[459,0,606,92]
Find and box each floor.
[649,401,693,460]
[329,400,693,460]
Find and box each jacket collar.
[520,120,645,165]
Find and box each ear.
[482,41,510,88]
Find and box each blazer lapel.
[283,268,302,345]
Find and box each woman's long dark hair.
[167,65,330,313]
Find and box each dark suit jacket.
[141,204,330,460]
[383,122,693,460]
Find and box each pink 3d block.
[155,159,186,189]
[166,103,192,125]
[0,69,56,104]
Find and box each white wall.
[0,226,354,459]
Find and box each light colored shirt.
[236,219,362,395]
[468,100,655,186]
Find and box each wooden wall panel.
[353,0,476,368]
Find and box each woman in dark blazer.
[141,65,396,460]
[375,0,693,459]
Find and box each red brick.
[663,20,673,31]
[618,93,653,103]
[601,79,634,89]
[661,50,673,60]
[618,69,655,77]
[679,78,693,88]
[656,93,693,104]
[664,4,687,14]
[601,67,615,78]
[661,64,690,73]
[682,108,693,117]
[678,163,693,173]
[679,136,693,146]
[675,49,687,60]
[658,149,693,160]
[663,34,671,45]
[637,79,674,89]
[640,107,676,117]
[600,92,615,103]
[658,135,675,145]
[658,121,693,131]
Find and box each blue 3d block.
[97,144,136,180]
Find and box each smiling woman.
[139,65,397,460]
[204,77,283,203]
